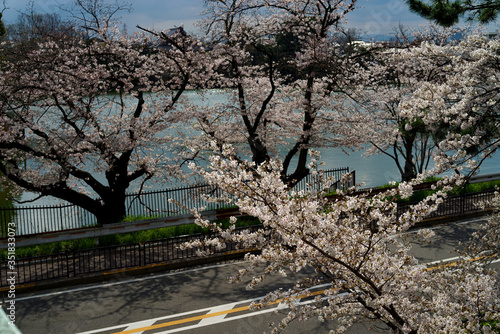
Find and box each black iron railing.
[0,226,261,287]
[396,189,496,218]
[0,204,98,237]
[0,168,351,237]
[0,189,495,287]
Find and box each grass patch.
[403,179,500,203]
[121,214,162,222]
[459,180,500,194]
[9,238,97,260]
[0,216,261,261]
[376,178,500,203]
[376,176,443,190]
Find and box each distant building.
[151,26,210,52]
[164,26,188,38]
[349,40,374,48]
[152,26,188,51]
[487,30,499,39]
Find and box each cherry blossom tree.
[0,23,209,224]
[336,43,438,182]
[337,27,500,182]
[336,27,453,182]
[184,0,358,186]
[180,13,500,331]
[185,147,499,333]
[397,32,500,179]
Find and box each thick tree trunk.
[282,146,310,188]
[0,159,131,225]
[282,71,316,187]
[46,186,128,225]
[401,158,417,182]
[401,135,417,182]
[93,191,127,224]
[248,134,269,166]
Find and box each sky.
[1,0,499,37]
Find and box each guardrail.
[0,210,222,249]
[469,172,500,184]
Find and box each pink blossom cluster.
[187,150,499,333]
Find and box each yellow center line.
[425,254,497,271]
[113,255,500,334]
[112,289,326,334]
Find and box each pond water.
[17,137,499,209]
[13,88,500,206]
[318,146,499,187]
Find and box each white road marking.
[425,256,462,266]
[75,296,264,334]
[75,283,336,334]
[138,291,351,334]
[16,262,240,302]
[121,319,157,334]
[150,305,294,334]
[197,303,237,325]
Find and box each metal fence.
[124,183,226,217]
[0,189,495,287]
[0,168,351,237]
[396,189,496,219]
[0,226,260,287]
[0,204,97,237]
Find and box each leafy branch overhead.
[406,0,500,26]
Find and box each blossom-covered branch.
[0,23,205,223]
[185,148,499,333]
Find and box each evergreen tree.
[406,0,500,26]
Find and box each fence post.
[141,243,146,267]
[165,191,170,216]
[0,209,5,238]
[65,253,70,278]
[461,194,465,214]
[59,205,63,231]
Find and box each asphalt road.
[13,216,495,334]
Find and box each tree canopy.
[188,0,359,186]
[406,0,500,26]
[0,22,207,224]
